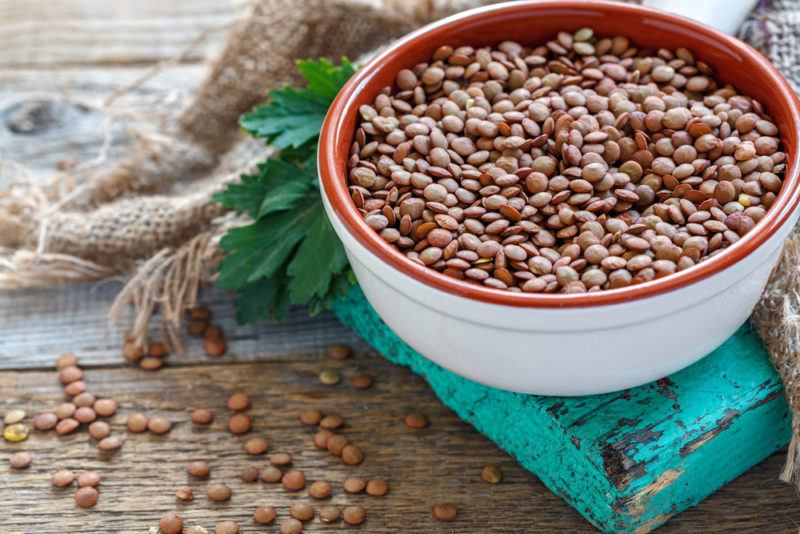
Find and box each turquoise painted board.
[333,286,791,533]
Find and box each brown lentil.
[366,479,389,497]
[147,416,172,435]
[313,429,333,449]
[74,486,99,508]
[269,452,292,466]
[122,342,144,362]
[279,518,303,534]
[56,353,79,369]
[319,505,341,523]
[282,469,307,491]
[147,341,170,358]
[204,324,223,339]
[55,403,77,420]
[349,31,786,294]
[227,413,251,434]
[93,399,118,417]
[241,466,260,483]
[204,337,227,357]
[342,505,367,525]
[187,461,211,478]
[326,434,349,456]
[191,408,214,425]
[159,513,184,534]
[343,476,368,494]
[188,306,211,320]
[215,521,238,534]
[188,321,208,337]
[55,418,79,435]
[253,505,277,524]
[404,412,429,429]
[73,392,95,408]
[329,344,351,360]
[139,357,163,371]
[126,413,149,433]
[244,436,269,455]
[64,381,87,396]
[176,486,194,501]
[319,414,344,430]
[299,408,323,425]
[227,392,251,411]
[341,444,365,465]
[52,469,76,487]
[433,503,458,522]
[9,451,31,469]
[207,483,232,502]
[308,480,332,499]
[74,407,97,424]
[33,412,58,431]
[290,502,315,521]
[59,365,83,384]
[259,466,282,483]
[351,373,374,389]
[97,435,124,451]
[481,464,503,484]
[78,471,101,487]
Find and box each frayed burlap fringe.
[5,0,800,491]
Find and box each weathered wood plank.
[0,358,798,533]
[0,0,235,67]
[0,282,369,369]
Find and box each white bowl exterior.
[325,190,797,395]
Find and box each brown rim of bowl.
[319,0,800,308]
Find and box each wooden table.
[1,1,799,532]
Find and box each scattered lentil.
[9,451,31,469]
[74,486,99,508]
[319,414,344,430]
[326,434,349,456]
[204,325,223,339]
[122,343,144,362]
[433,503,458,522]
[56,353,78,369]
[318,370,341,385]
[253,505,277,524]
[207,483,232,502]
[259,466,282,483]
[404,413,428,429]
[147,416,172,435]
[176,486,194,501]
[279,518,303,534]
[188,307,211,320]
[52,469,76,487]
[55,418,79,435]
[244,436,269,455]
[481,464,503,484]
[188,321,208,337]
[73,393,96,408]
[241,466,260,482]
[227,413,251,434]
[127,413,149,433]
[187,461,211,478]
[313,430,333,449]
[139,357,164,371]
[290,502,315,521]
[341,445,365,465]
[351,374,374,389]
[59,365,83,384]
[308,480,332,499]
[269,452,292,466]
[342,505,366,525]
[147,341,169,358]
[366,479,388,497]
[98,435,124,451]
[328,345,351,360]
[282,469,307,491]
[4,409,25,424]
[227,392,251,411]
[204,338,227,357]
[64,381,87,396]
[33,412,58,431]
[319,505,341,523]
[94,399,118,417]
[343,476,367,494]
[159,513,184,534]
[74,407,97,424]
[191,409,214,425]
[299,409,323,426]
[77,472,101,487]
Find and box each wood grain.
[1,352,799,533]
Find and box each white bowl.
[318,1,800,395]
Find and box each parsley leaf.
[215,58,356,324]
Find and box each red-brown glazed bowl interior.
[319,0,800,308]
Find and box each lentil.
[4,409,25,424]
[245,436,269,455]
[64,381,87,396]
[319,370,341,385]
[187,461,211,478]
[279,518,303,534]
[207,483,232,502]
[147,416,172,435]
[253,506,277,524]
[326,434,349,456]
[228,413,251,434]
[59,365,83,384]
[176,486,194,501]
[94,399,118,417]
[319,505,341,522]
[259,466,282,482]
[349,31,786,294]
[299,408,323,425]
[52,469,76,487]
[241,466,260,482]
[139,357,163,371]
[77,472,101,487]
[97,435,124,451]
[343,505,366,525]
[147,341,169,358]
[282,469,307,491]
[9,451,31,469]
[433,503,458,522]
[351,373,374,389]
[481,464,503,484]
[159,513,184,534]
[313,430,333,449]
[329,344,351,360]
[215,521,238,534]
[56,353,79,369]
[122,342,144,362]
[73,392,95,407]
[55,403,76,420]
[341,445,365,465]
[319,414,344,430]
[404,412,428,429]
[126,413,148,433]
[204,324,223,339]
[308,480,332,499]
[74,407,97,424]
[227,392,251,411]
[74,486,99,508]
[290,502,315,521]
[203,337,227,357]
[366,479,389,497]
[55,418,79,435]
[33,412,58,431]
[269,452,292,466]
[191,408,214,425]
[343,476,368,493]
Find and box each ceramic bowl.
[319,0,800,395]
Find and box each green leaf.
[296,58,355,101]
[286,207,349,304]
[232,277,278,324]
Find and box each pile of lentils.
[347,29,785,293]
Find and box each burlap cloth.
[2,0,800,487]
